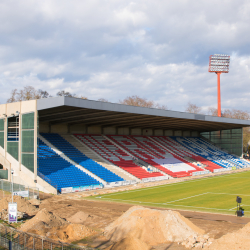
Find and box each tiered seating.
[152,136,222,172]
[41,133,124,183]
[38,139,100,192]
[75,134,163,179]
[189,137,250,168]
[131,136,204,172]
[171,137,236,168]
[108,135,199,178]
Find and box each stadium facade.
[0,97,250,194]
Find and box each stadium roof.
[37,97,250,132]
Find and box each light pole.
[208,54,230,117]
[11,169,14,203]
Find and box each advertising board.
[8,203,17,223]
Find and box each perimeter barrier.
[0,179,39,200]
[141,176,169,183]
[192,170,210,176]
[0,223,92,250]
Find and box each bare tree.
[7,86,50,103]
[207,107,217,116]
[119,95,167,110]
[38,89,50,98]
[80,96,88,99]
[56,90,76,97]
[98,98,109,102]
[185,102,202,114]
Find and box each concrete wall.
[154,129,163,136]
[51,124,68,133]
[69,124,86,134]
[39,122,50,133]
[21,100,36,113]
[142,129,153,136]
[191,131,199,137]
[174,130,182,136]
[103,127,116,134]
[88,126,101,134]
[131,128,142,135]
[183,131,191,137]
[118,127,129,135]
[165,130,173,136]
[0,100,36,117]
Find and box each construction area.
[1,172,250,250]
[0,97,250,249]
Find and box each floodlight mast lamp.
[208,54,230,117]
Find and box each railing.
[105,180,137,188]
[192,170,210,176]
[0,223,91,250]
[37,171,58,192]
[0,179,39,200]
[141,176,169,183]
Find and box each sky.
[0,0,250,113]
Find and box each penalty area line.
[164,192,210,204]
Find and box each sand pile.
[105,206,210,248]
[0,196,38,215]
[49,224,96,242]
[204,222,250,250]
[28,198,41,206]
[67,211,95,224]
[20,208,67,232]
[106,236,150,250]
[20,208,96,243]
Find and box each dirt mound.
[204,222,250,250]
[67,211,90,224]
[20,208,96,243]
[20,208,67,232]
[49,224,96,242]
[106,236,150,250]
[0,196,38,215]
[105,206,208,247]
[28,199,41,206]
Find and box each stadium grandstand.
[0,97,250,194]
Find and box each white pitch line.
[100,172,243,198]
[164,192,209,204]
[100,197,239,211]
[100,197,166,205]
[166,204,233,211]
[229,206,238,211]
[209,192,250,197]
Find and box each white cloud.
[0,0,249,113]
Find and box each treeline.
[6,86,250,152]
[7,86,167,109]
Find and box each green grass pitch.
[90,171,250,216]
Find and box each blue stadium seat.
[171,137,249,169]
[38,139,101,192]
[40,133,124,183]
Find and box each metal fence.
[0,223,91,250]
[0,179,39,200]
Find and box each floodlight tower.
[208,54,230,117]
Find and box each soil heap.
[20,208,96,243]
[106,236,150,250]
[67,211,91,224]
[105,206,210,248]
[0,196,38,216]
[20,208,67,232]
[204,221,250,250]
[49,224,96,242]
